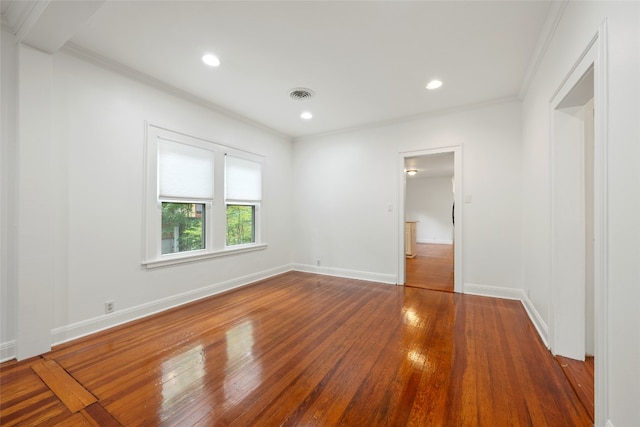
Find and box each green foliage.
[162,203,204,253]
[227,205,254,245]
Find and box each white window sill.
[143,243,267,269]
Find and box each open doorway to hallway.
[551,50,597,422]
[404,153,454,292]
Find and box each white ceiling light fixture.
[202,53,221,67]
[425,79,443,90]
[406,169,418,176]
[300,111,313,120]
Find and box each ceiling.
[2,1,553,139]
[406,153,454,179]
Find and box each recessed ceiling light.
[407,169,418,176]
[300,111,313,120]
[202,54,220,67]
[426,79,443,90]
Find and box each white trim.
[295,96,517,142]
[143,243,268,269]
[143,124,267,267]
[548,25,609,426]
[593,20,609,427]
[548,34,597,356]
[51,264,292,346]
[61,43,290,140]
[521,294,550,348]
[1,340,15,363]
[518,1,569,99]
[463,283,549,348]
[463,282,524,301]
[398,146,462,292]
[291,263,396,285]
[416,239,453,245]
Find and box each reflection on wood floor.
[406,243,454,292]
[1,272,591,426]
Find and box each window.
[162,202,205,254]
[225,155,262,246]
[144,124,266,268]
[226,204,255,245]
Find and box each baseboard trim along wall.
[291,263,397,285]
[50,264,292,347]
[416,239,454,245]
[463,282,549,348]
[2,271,552,363]
[1,341,15,363]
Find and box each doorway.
[550,36,602,422]
[404,153,455,292]
[398,147,462,293]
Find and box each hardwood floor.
[556,355,595,422]
[406,243,454,292]
[1,272,591,426]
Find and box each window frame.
[143,124,266,269]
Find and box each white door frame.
[549,22,608,427]
[397,145,462,293]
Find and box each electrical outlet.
[105,300,115,314]
[316,260,321,266]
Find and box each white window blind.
[158,139,215,199]
[225,155,262,201]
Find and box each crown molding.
[293,95,520,143]
[518,0,569,99]
[0,0,47,40]
[61,42,292,142]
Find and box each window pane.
[226,205,255,246]
[162,202,205,254]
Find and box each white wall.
[293,100,522,290]
[2,47,293,359]
[406,177,454,244]
[0,29,18,361]
[521,2,640,425]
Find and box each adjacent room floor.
[405,243,454,292]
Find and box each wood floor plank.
[0,358,72,426]
[81,402,123,427]
[557,355,595,421]
[53,411,95,427]
[31,359,97,413]
[1,271,592,426]
[406,243,454,292]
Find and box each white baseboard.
[416,239,454,245]
[291,263,397,285]
[463,282,549,348]
[1,340,15,362]
[463,282,524,300]
[51,264,293,346]
[519,293,549,348]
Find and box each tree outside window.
[162,202,205,254]
[226,205,255,246]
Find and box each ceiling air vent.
[289,87,315,101]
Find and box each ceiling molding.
[61,43,292,142]
[19,0,105,54]
[0,0,47,37]
[293,95,520,143]
[518,0,569,99]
